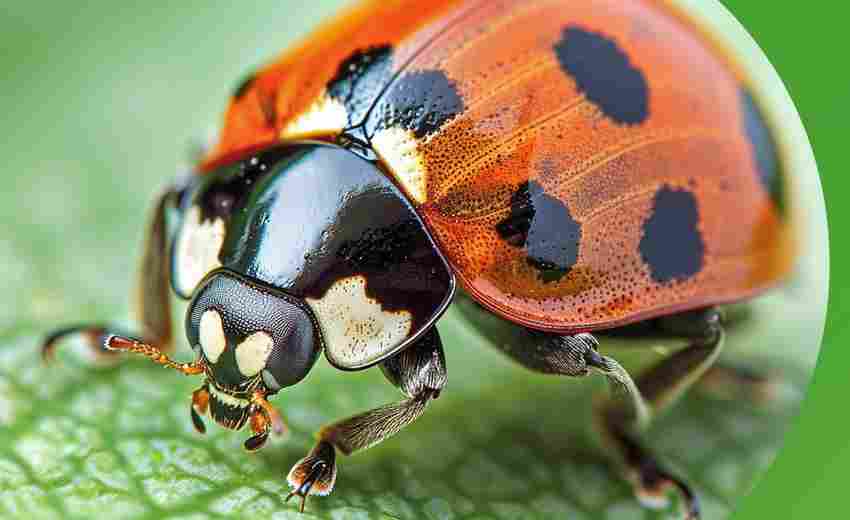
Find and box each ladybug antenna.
[104,335,205,376]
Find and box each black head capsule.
[185,269,322,430]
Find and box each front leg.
[286,327,446,512]
[41,186,178,362]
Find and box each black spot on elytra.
[496,180,581,283]
[639,186,704,283]
[369,69,464,138]
[327,45,395,127]
[554,26,649,125]
[740,87,786,216]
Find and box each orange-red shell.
[202,0,795,334]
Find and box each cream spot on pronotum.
[371,126,428,204]
[281,93,349,140]
[199,309,226,363]
[235,331,274,377]
[175,206,225,295]
[306,275,413,366]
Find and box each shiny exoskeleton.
[43,0,795,518]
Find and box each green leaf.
[0,1,825,519]
[0,289,822,520]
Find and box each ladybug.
[43,0,794,518]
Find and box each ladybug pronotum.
[43,0,795,517]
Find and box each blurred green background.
[720,2,840,519]
[0,1,836,519]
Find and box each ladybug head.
[185,269,322,430]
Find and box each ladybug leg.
[190,384,210,434]
[285,440,337,513]
[41,324,123,364]
[695,363,784,406]
[244,390,287,451]
[285,327,446,511]
[597,307,724,520]
[130,186,178,352]
[488,329,650,426]
[41,187,178,364]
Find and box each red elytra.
[201,0,795,335]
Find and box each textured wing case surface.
[203,0,794,333]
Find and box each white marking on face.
[281,93,348,140]
[209,383,249,409]
[235,331,274,377]
[306,275,413,367]
[371,127,427,204]
[199,309,226,364]
[175,206,225,295]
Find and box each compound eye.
[234,331,275,377]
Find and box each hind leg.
[41,186,178,362]
[478,305,721,519]
[596,307,724,520]
[695,363,781,405]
